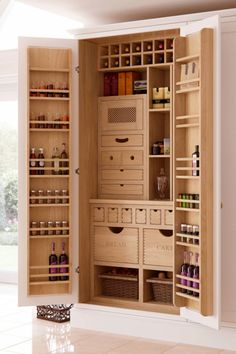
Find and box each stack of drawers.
[98,95,147,200]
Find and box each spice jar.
[54,190,61,204]
[30,221,38,236]
[47,221,54,235]
[62,221,68,235]
[193,225,199,245]
[180,223,187,242]
[39,221,46,235]
[46,190,53,204]
[61,190,68,204]
[30,190,37,204]
[55,221,61,235]
[38,189,44,204]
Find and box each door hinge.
[75,167,80,175]
[75,266,80,274]
[75,65,79,73]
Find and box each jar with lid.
[61,190,68,204]
[30,190,37,204]
[39,221,46,235]
[54,190,61,204]
[193,225,199,245]
[62,221,68,235]
[180,223,187,242]
[38,189,44,204]
[55,221,61,235]
[30,221,38,236]
[46,190,53,204]
[47,221,54,235]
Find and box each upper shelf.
[175,54,199,63]
[30,67,70,72]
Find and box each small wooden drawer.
[101,134,143,147]
[101,184,143,197]
[135,208,147,224]
[93,207,105,222]
[94,226,139,264]
[99,96,144,131]
[101,169,143,181]
[150,209,161,225]
[163,209,173,226]
[101,151,121,166]
[143,229,173,267]
[108,207,119,223]
[122,150,143,166]
[121,208,133,223]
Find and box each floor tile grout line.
[0,338,32,352]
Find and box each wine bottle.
[192,145,200,176]
[180,251,189,293]
[60,143,68,175]
[187,252,194,295]
[52,147,60,175]
[49,242,58,281]
[193,252,200,297]
[38,147,45,175]
[30,147,37,175]
[59,241,69,281]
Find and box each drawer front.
[93,207,105,222]
[143,229,173,267]
[164,209,173,225]
[101,169,143,181]
[135,208,147,224]
[99,97,144,131]
[121,208,133,223]
[100,184,143,196]
[94,226,139,264]
[107,207,119,223]
[122,150,143,166]
[101,134,143,147]
[150,209,162,225]
[101,151,122,166]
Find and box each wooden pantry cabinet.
[18,15,220,328]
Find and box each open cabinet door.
[173,15,221,329]
[18,37,79,306]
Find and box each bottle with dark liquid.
[187,252,194,295]
[180,251,189,293]
[38,147,45,175]
[49,242,58,281]
[192,145,200,176]
[60,143,68,174]
[193,252,200,297]
[52,146,60,175]
[30,147,37,175]
[59,241,69,281]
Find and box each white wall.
[221,26,236,324]
[0,49,17,101]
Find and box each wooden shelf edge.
[175,54,200,63]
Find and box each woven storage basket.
[37,304,73,323]
[147,278,173,304]
[99,274,138,299]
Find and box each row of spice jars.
[178,193,199,209]
[31,81,68,90]
[30,220,69,236]
[30,112,69,129]
[180,224,199,245]
[30,189,69,204]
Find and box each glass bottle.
[38,148,45,175]
[192,145,200,176]
[187,252,194,295]
[59,241,69,281]
[60,143,68,174]
[30,147,37,175]
[180,251,189,293]
[49,242,58,281]
[156,168,168,200]
[51,147,60,175]
[193,252,200,297]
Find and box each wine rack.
[27,47,72,295]
[98,37,174,70]
[173,29,213,315]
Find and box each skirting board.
[71,304,236,351]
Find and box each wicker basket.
[99,274,138,299]
[37,304,73,323]
[147,278,173,304]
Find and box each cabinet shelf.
[176,176,200,180]
[176,284,200,294]
[30,281,70,286]
[149,155,170,158]
[176,233,200,240]
[176,198,200,204]
[30,175,70,178]
[29,227,69,231]
[176,87,200,94]
[30,273,69,278]
[176,157,200,162]
[176,241,199,248]
[30,128,69,132]
[175,54,199,63]
[176,124,199,129]
[176,274,200,284]
[176,291,200,302]
[30,235,70,239]
[30,97,70,101]
[176,78,200,86]
[30,264,70,270]
[30,67,69,72]
[30,89,69,93]
[176,207,199,212]
[149,108,170,113]
[176,114,199,120]
[30,204,69,207]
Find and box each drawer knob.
[115,137,129,143]
[110,155,113,160]
[130,155,134,160]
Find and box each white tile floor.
[0,283,235,354]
